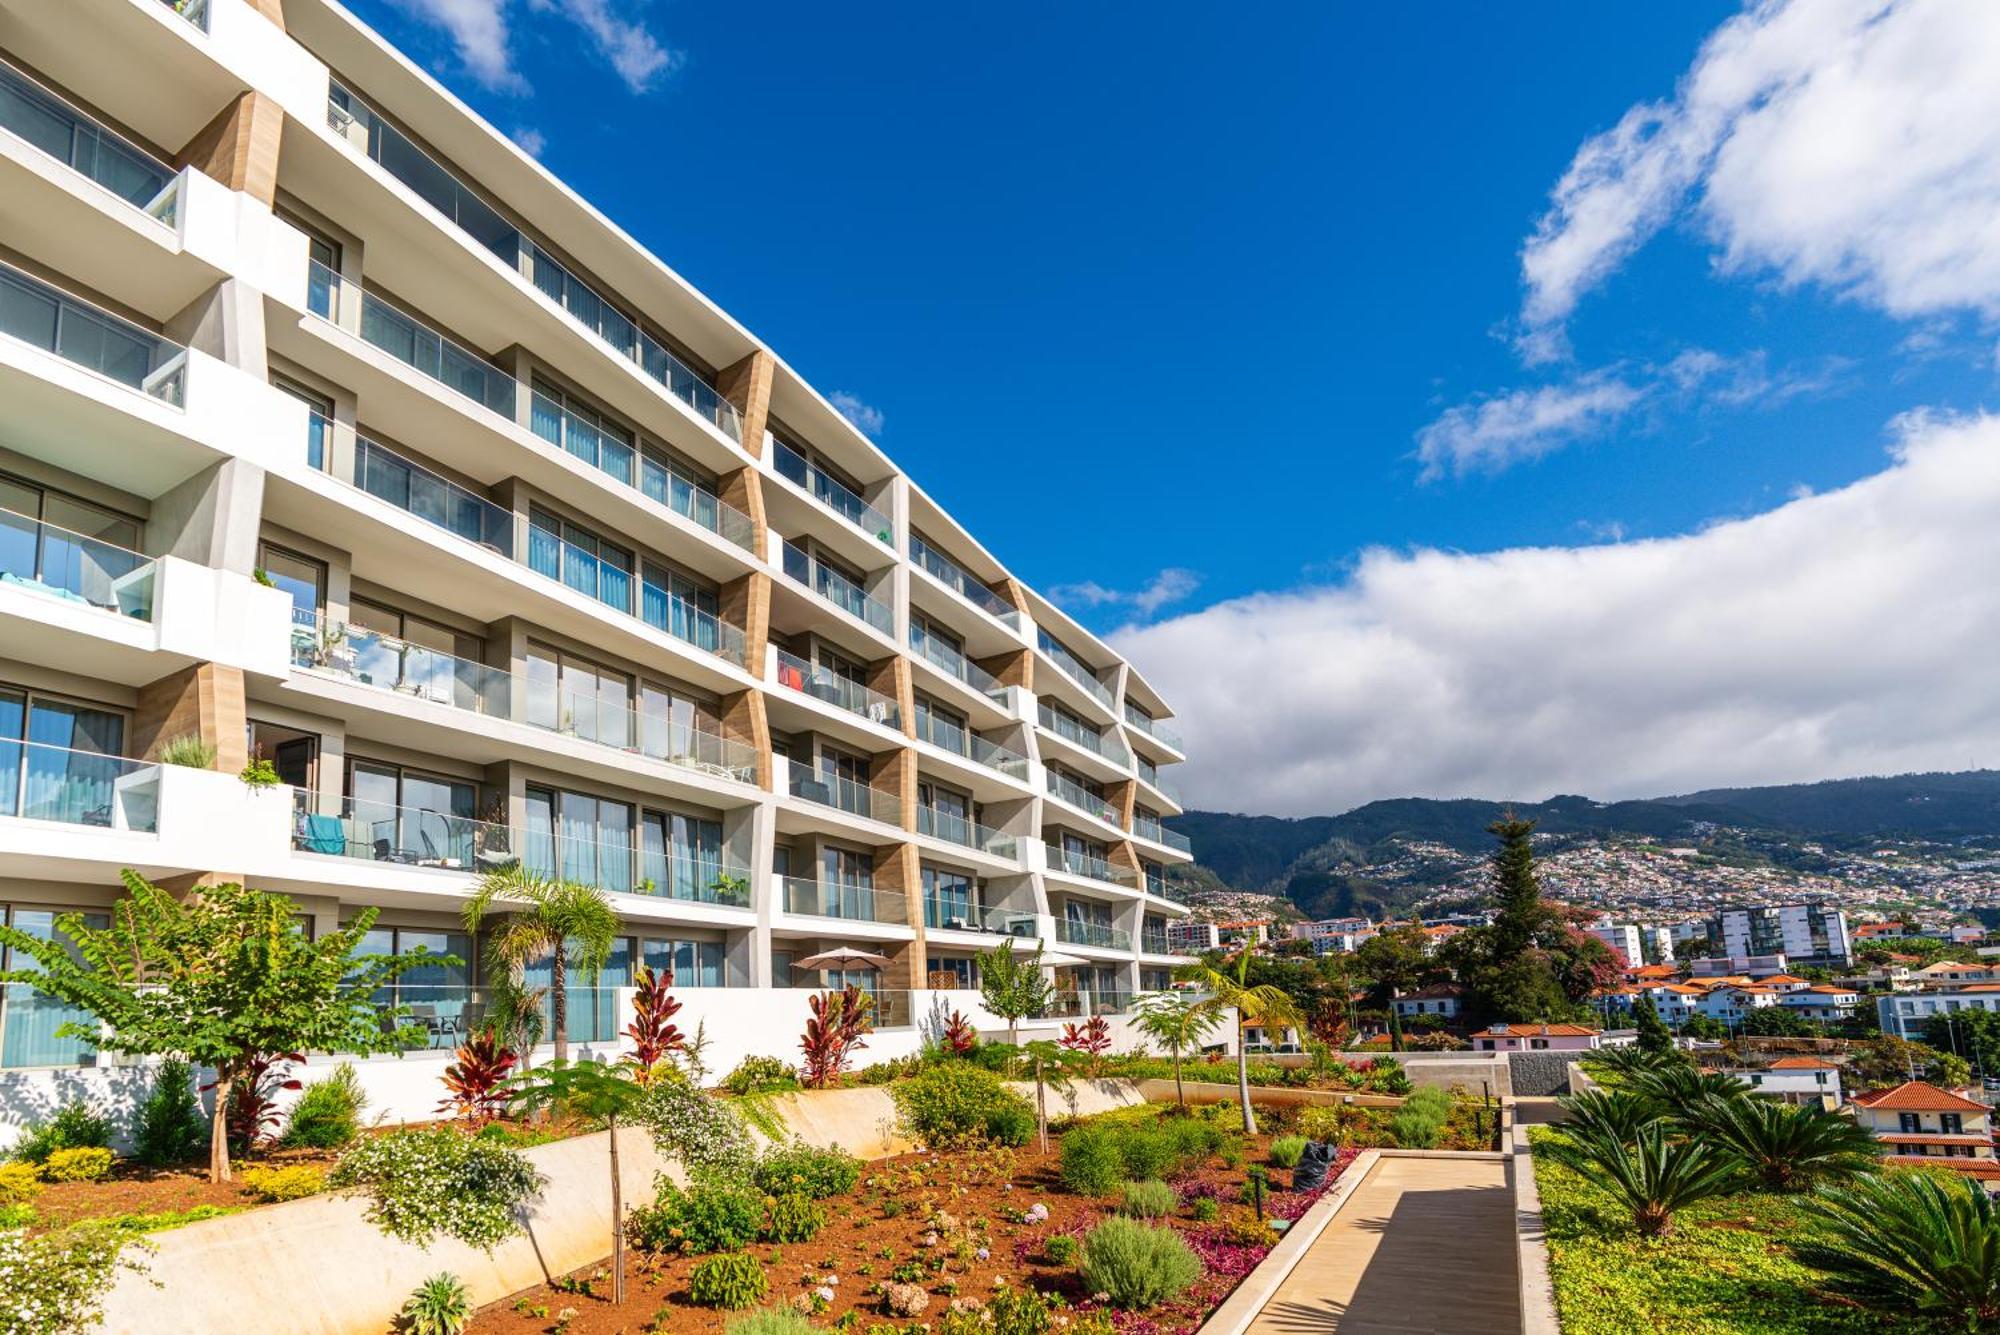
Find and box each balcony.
[779,876,909,926]
[323,83,740,442]
[1037,629,1114,710]
[912,712,1028,780]
[1047,843,1138,887]
[1141,930,1171,955]
[309,261,515,418]
[0,740,159,832]
[1054,918,1131,952]
[910,625,1005,701]
[158,0,209,31]
[909,534,1019,628]
[923,897,1036,936]
[781,543,892,636]
[1132,815,1193,854]
[0,59,182,227]
[773,650,901,730]
[1043,989,1137,1017]
[538,689,757,785]
[331,421,518,559]
[526,519,747,666]
[786,761,901,826]
[1123,705,1184,753]
[1045,771,1121,827]
[773,440,891,545]
[0,507,156,620]
[0,260,186,405]
[915,805,1017,859]
[1038,702,1129,766]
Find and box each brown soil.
[466,1127,1358,1335]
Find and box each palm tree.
[1622,1064,1754,1119]
[1131,989,1223,1110]
[1545,1122,1742,1239]
[1580,1043,1686,1085]
[1557,1089,1662,1146]
[1795,1170,2000,1331]
[463,864,619,1068]
[1176,946,1300,1135]
[1685,1095,1881,1192]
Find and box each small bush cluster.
[43,1147,113,1183]
[0,1225,134,1335]
[1042,1233,1079,1264]
[753,1142,860,1199]
[330,1127,544,1251]
[1078,1216,1202,1307]
[630,1183,763,1254]
[132,1060,206,1167]
[0,1162,43,1204]
[640,1081,755,1184]
[761,1192,825,1243]
[723,1311,815,1335]
[891,1063,1034,1149]
[1268,1135,1307,1168]
[720,1056,800,1097]
[1060,1117,1222,1196]
[10,1102,112,1165]
[280,1063,367,1150]
[1387,1087,1454,1150]
[688,1252,769,1309]
[1120,1178,1178,1219]
[399,1272,472,1335]
[240,1164,328,1203]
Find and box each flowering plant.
[330,1127,544,1250]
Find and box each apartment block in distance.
[1711,904,1852,969]
[0,0,1198,1118]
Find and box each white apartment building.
[1168,920,1222,954]
[0,0,1196,1113]
[1712,904,1852,969]
[1878,985,2000,1042]
[1292,917,1375,956]
[1588,919,1642,967]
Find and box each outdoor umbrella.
[792,946,895,970]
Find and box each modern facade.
[0,0,1193,1099]
[1711,904,1851,969]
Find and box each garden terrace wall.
[1506,1050,1589,1098]
[1135,1078,1510,1128]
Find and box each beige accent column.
[1106,778,1138,830]
[715,349,775,458]
[176,91,285,207]
[976,648,1033,692]
[133,663,249,773]
[995,576,1033,619]
[718,688,773,792]
[867,655,916,739]
[1108,840,1144,883]
[871,747,920,833]
[871,841,925,990]
[719,570,772,678]
[718,465,769,558]
[245,0,286,25]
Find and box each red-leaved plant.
[942,1009,978,1056]
[438,1027,519,1124]
[209,1051,304,1151]
[623,964,687,1083]
[1058,1015,1112,1074]
[800,984,872,1087]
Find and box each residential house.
[1735,1057,1844,1106]
[1849,1082,2000,1180]
[1470,1023,1602,1053]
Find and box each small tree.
[506,1060,648,1306]
[1177,946,1300,1134]
[1131,991,1223,1110]
[1633,996,1675,1056]
[800,985,871,1087]
[438,1028,519,1125]
[1059,1015,1113,1076]
[977,941,1056,1056]
[622,964,686,1083]
[0,870,430,1181]
[1020,1038,1089,1153]
[462,865,619,1069]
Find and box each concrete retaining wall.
[1393,1051,1512,1097]
[1507,1051,1587,1098]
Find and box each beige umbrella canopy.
[792,946,895,971]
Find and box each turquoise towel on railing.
[303,813,347,855]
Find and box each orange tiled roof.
[1852,1081,1990,1113]
[1470,1023,1599,1039]
[1768,1057,1840,1070]
[1760,975,1809,985]
[1802,985,1857,995]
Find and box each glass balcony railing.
[309,261,516,417]
[772,440,891,545]
[530,389,756,552]
[781,543,892,634]
[779,876,908,926]
[1132,817,1193,854]
[1043,989,1137,1017]
[1123,706,1183,752]
[640,449,756,552]
[540,689,758,784]
[911,712,1029,779]
[520,518,746,667]
[1048,843,1138,886]
[910,626,1004,699]
[324,82,739,441]
[0,60,182,225]
[1036,629,1114,709]
[908,534,1019,627]
[160,0,210,31]
[915,806,1017,859]
[290,613,511,715]
[786,761,901,826]
[1046,771,1121,826]
[641,589,748,667]
[773,650,901,730]
[0,507,155,619]
[1141,930,1172,955]
[923,897,1037,936]
[293,795,512,871]
[0,740,158,832]
[1054,918,1131,952]
[0,260,186,405]
[528,831,749,905]
[312,416,518,559]
[1038,701,1128,765]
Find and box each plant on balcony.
[238,756,281,789]
[711,873,750,907]
[1059,1015,1114,1075]
[156,732,217,769]
[976,940,1056,1057]
[506,1059,651,1304]
[1176,945,1300,1135]
[799,985,872,1088]
[623,964,687,1083]
[212,1050,304,1152]
[463,864,618,1069]
[438,1028,520,1125]
[1130,990,1222,1111]
[0,870,436,1182]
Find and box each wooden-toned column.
[133,663,248,772]
[176,91,284,207]
[867,654,915,739]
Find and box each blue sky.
[357,0,2000,813]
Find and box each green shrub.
[630,1183,763,1254]
[1059,1127,1125,1196]
[1042,1233,1079,1264]
[891,1063,1034,1149]
[1190,1195,1219,1222]
[240,1164,327,1202]
[983,1099,1036,1148]
[723,1310,817,1335]
[1403,1087,1452,1120]
[1162,1117,1224,1164]
[640,1082,756,1186]
[1389,1109,1444,1149]
[688,1252,769,1309]
[754,1141,859,1199]
[968,1042,1018,1073]
[157,733,217,768]
[941,1285,1070,1335]
[1120,1178,1178,1219]
[280,1063,367,1150]
[1078,1216,1202,1307]
[330,1127,544,1251]
[399,1272,471,1335]
[12,1102,112,1164]
[1116,1127,1176,1181]
[0,1225,134,1335]
[720,1056,800,1097]
[0,1162,42,1203]
[132,1059,206,1167]
[43,1147,113,1183]
[1268,1135,1308,1168]
[761,1192,826,1244]
[0,1202,33,1229]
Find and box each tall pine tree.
[1488,815,1553,958]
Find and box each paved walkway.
[1243,1156,1520,1334]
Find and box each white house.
[1734,1056,1844,1105]
[1393,984,1463,1021]
[1779,984,1860,1023]
[1470,1023,1601,1052]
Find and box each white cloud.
[528,0,680,94]
[1114,409,2000,816]
[392,0,525,91]
[1520,0,2000,357]
[1416,348,1836,478]
[511,126,547,157]
[1051,569,1201,622]
[830,391,886,437]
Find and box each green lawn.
[1528,1127,1918,1335]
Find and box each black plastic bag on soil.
[1291,1140,1337,1192]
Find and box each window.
[0,907,112,1068]
[348,760,477,865]
[257,542,325,629]
[528,506,633,613]
[639,440,723,528]
[274,376,335,469]
[923,865,977,929]
[928,956,974,989]
[524,642,633,746]
[641,936,725,988]
[348,924,472,1046]
[1530,1039,1550,1050]
[911,613,967,675]
[0,689,125,824]
[1943,1113,1964,1135]
[819,746,871,816]
[350,599,484,706]
[914,694,968,755]
[918,779,972,842]
[531,376,635,486]
[819,845,875,918]
[1899,1112,1922,1134]
[639,808,725,901]
[0,473,142,606]
[641,559,720,649]
[525,785,634,893]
